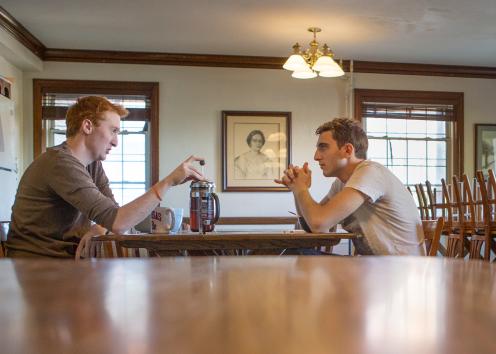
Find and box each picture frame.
[475,124,496,174]
[222,111,291,192]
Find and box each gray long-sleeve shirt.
[6,143,119,258]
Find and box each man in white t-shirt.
[275,118,425,255]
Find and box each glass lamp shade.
[291,67,318,79]
[283,54,308,71]
[313,55,345,77]
[318,67,345,77]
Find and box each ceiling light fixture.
[283,27,345,79]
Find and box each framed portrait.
[475,124,496,175]
[222,111,291,192]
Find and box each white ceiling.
[3,0,496,66]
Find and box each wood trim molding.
[32,79,159,95]
[352,61,496,79]
[0,6,45,59]
[32,79,160,184]
[43,49,496,79]
[149,83,159,185]
[44,48,286,69]
[354,89,464,177]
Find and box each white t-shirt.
[327,160,425,255]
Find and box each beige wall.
[20,61,496,216]
[0,54,23,170]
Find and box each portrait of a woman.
[234,130,275,179]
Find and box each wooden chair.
[422,217,445,256]
[425,180,438,220]
[451,174,484,259]
[407,186,413,195]
[439,178,465,258]
[414,184,429,219]
[77,237,146,259]
[475,169,496,261]
[422,180,448,256]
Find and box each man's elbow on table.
[307,217,333,233]
[111,217,131,235]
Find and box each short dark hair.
[246,130,266,146]
[315,118,368,159]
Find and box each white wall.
[21,62,496,216]
[0,54,23,175]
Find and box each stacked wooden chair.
[475,169,496,261]
[418,171,496,261]
[413,183,446,256]
[422,217,445,256]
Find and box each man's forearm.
[293,188,326,231]
[293,195,303,217]
[297,187,367,233]
[112,178,173,233]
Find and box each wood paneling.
[0,6,45,59]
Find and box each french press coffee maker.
[190,181,220,233]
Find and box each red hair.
[66,96,128,137]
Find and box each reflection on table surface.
[2,256,495,354]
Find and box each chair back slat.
[441,178,454,231]
[462,174,477,227]
[441,177,465,258]
[475,170,496,260]
[425,181,437,220]
[422,217,445,256]
[415,184,427,219]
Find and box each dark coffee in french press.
[190,181,220,233]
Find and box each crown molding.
[44,49,496,79]
[352,60,496,79]
[44,48,286,69]
[0,6,45,59]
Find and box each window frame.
[354,89,464,178]
[33,79,159,185]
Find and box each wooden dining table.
[90,230,357,256]
[1,256,495,353]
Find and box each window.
[33,80,159,206]
[354,89,464,191]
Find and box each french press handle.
[212,192,220,224]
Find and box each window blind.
[362,102,454,121]
[41,93,151,121]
